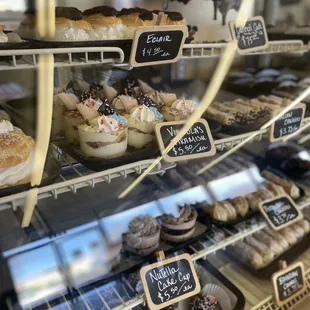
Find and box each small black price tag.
[155,119,216,162]
[259,195,303,231]
[272,262,306,307]
[130,26,188,67]
[140,253,200,310]
[270,104,306,142]
[229,16,269,54]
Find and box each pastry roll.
[258,188,275,200]
[221,200,237,220]
[229,242,264,269]
[290,223,305,240]
[253,231,284,255]
[204,106,235,125]
[296,220,310,234]
[265,182,286,196]
[264,227,290,250]
[280,226,298,245]
[247,191,266,211]
[245,236,274,264]
[206,202,229,222]
[261,170,300,199]
[230,196,249,217]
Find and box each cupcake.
[78,102,128,158]
[189,294,223,310]
[83,6,125,40]
[123,215,160,256]
[161,99,197,121]
[112,95,138,115]
[63,110,85,144]
[127,95,163,149]
[160,205,198,243]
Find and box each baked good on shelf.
[57,91,80,110]
[253,231,284,255]
[0,120,35,187]
[112,95,138,114]
[220,200,237,220]
[161,99,197,121]
[127,95,163,149]
[123,215,160,256]
[189,294,223,310]
[76,97,101,121]
[79,103,128,158]
[0,25,8,42]
[160,205,197,243]
[166,12,185,25]
[290,222,305,240]
[63,110,85,144]
[261,170,300,199]
[146,91,177,107]
[247,188,274,211]
[103,84,118,102]
[245,236,274,264]
[83,6,124,40]
[205,202,229,222]
[297,219,310,234]
[264,227,290,250]
[230,196,249,217]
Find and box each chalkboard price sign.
[130,26,188,67]
[259,195,303,231]
[229,16,269,54]
[270,104,306,142]
[272,261,306,306]
[140,253,200,310]
[155,119,216,162]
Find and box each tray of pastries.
[226,219,310,278]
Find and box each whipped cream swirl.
[0,120,13,134]
[130,105,163,122]
[87,113,128,133]
[171,99,197,117]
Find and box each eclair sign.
[140,254,200,310]
[130,25,188,67]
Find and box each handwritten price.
[142,47,171,57]
[279,125,299,137]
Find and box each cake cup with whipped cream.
[76,97,102,121]
[160,205,197,243]
[123,215,160,256]
[146,91,177,107]
[63,110,85,144]
[128,95,163,149]
[0,120,35,188]
[112,95,138,115]
[78,103,128,158]
[83,6,124,40]
[161,99,197,121]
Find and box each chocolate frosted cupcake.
[123,215,160,256]
[190,294,223,310]
[160,205,197,243]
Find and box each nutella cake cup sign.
[259,194,303,231]
[272,261,306,307]
[229,16,269,54]
[140,252,200,310]
[155,119,216,162]
[130,25,188,67]
[269,104,306,142]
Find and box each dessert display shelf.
[0,40,306,70]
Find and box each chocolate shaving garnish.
[139,11,154,21]
[98,99,115,115]
[137,95,158,109]
[55,7,83,20]
[83,6,118,17]
[166,11,184,21]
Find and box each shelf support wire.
[22,0,55,227]
[118,0,255,199]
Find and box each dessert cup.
[161,99,197,121]
[112,95,138,114]
[63,110,85,144]
[147,91,177,107]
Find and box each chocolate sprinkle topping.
[139,11,154,21]
[137,95,158,109]
[83,6,118,17]
[166,11,184,21]
[55,7,83,21]
[80,91,92,101]
[98,99,115,116]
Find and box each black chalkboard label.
[272,262,305,306]
[270,104,306,142]
[259,195,303,230]
[140,254,200,310]
[229,16,269,54]
[155,119,216,163]
[130,26,187,67]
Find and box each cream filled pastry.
[76,97,101,121]
[112,95,138,114]
[127,95,163,149]
[123,215,160,256]
[146,91,177,107]
[166,11,185,25]
[84,6,124,40]
[78,102,128,158]
[16,9,37,39]
[160,205,197,243]
[161,99,197,121]
[0,25,8,42]
[0,120,35,188]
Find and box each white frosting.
[0,120,13,134]
[0,31,8,43]
[93,24,125,40]
[130,105,155,122]
[171,99,197,115]
[54,26,90,41]
[86,115,120,133]
[0,151,33,187]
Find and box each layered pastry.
[123,215,160,256]
[245,236,274,264]
[83,6,124,40]
[229,196,249,217]
[78,103,128,158]
[0,25,8,42]
[112,95,138,115]
[205,200,237,222]
[127,95,163,149]
[63,110,85,144]
[160,205,197,243]
[0,120,35,187]
[189,294,223,310]
[161,99,197,121]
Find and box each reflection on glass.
[8,245,66,308]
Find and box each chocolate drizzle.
[83,6,118,17]
[139,12,154,21]
[137,95,158,109]
[166,11,184,21]
[98,99,115,115]
[55,7,83,21]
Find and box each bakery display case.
[1,0,310,310]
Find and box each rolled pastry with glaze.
[264,227,289,250]
[290,223,306,240]
[220,200,237,221]
[230,196,249,217]
[280,226,298,245]
[206,202,229,222]
[253,231,284,255]
[204,106,235,125]
[245,236,274,264]
[265,181,286,197]
[296,220,310,234]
